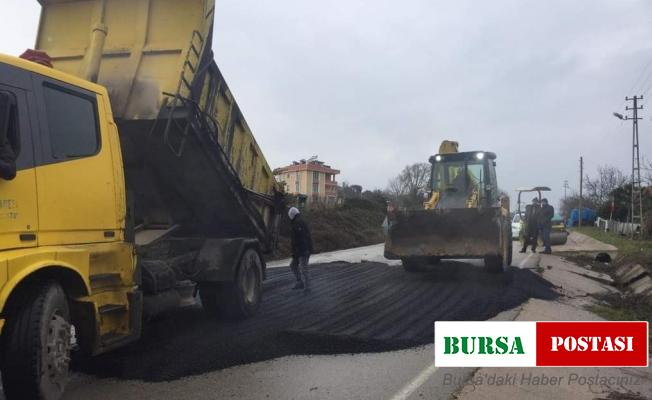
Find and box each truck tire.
[199,248,263,320]
[2,281,72,400]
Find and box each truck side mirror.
[0,91,18,181]
[0,92,11,143]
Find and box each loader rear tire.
[402,257,427,272]
[428,257,442,265]
[484,255,505,273]
[1,281,72,400]
[486,222,512,273]
[504,224,513,267]
[200,248,263,320]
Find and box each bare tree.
[386,176,406,199]
[584,165,627,206]
[386,163,431,207]
[643,157,652,186]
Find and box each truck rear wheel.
[2,281,72,400]
[199,248,263,320]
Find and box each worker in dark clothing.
[288,207,314,292]
[539,198,555,254]
[520,198,540,253]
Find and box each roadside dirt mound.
[270,200,386,260]
[78,262,557,382]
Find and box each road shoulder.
[452,253,652,400]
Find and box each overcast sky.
[2,0,652,208]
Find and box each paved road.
[55,243,547,400]
[4,236,636,400]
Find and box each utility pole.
[622,95,644,238]
[579,157,583,227]
[563,180,569,201]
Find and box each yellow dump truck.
[384,141,512,273]
[0,1,281,398]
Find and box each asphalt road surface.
[0,244,562,399]
[78,255,555,382]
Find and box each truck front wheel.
[2,281,72,400]
[199,248,263,320]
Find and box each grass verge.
[565,228,652,332]
[589,292,652,323]
[572,227,652,266]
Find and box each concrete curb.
[614,263,652,298]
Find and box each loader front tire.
[402,257,427,272]
[2,281,72,400]
[484,255,505,273]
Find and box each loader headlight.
[475,152,485,160]
[435,155,442,162]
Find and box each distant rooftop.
[274,156,340,175]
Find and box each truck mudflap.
[384,208,504,259]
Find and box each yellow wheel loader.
[384,141,512,273]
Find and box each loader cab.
[429,151,498,209]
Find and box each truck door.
[32,76,120,246]
[0,68,39,250]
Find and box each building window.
[312,171,320,194]
[295,172,300,192]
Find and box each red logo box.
[536,321,648,367]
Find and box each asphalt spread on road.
[78,261,557,382]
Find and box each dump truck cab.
[0,54,139,400]
[0,1,282,399]
[385,141,512,274]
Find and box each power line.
[641,79,652,98]
[627,52,652,96]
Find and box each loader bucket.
[384,208,503,259]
